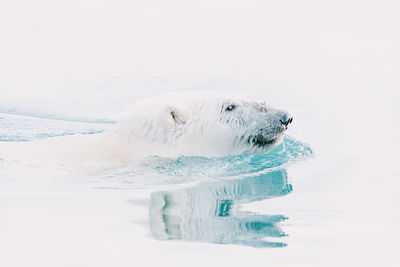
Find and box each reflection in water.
[149,169,292,248]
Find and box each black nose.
[280,114,293,127]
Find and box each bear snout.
[279,113,293,128]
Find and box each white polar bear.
[0,91,293,164]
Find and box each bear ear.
[169,107,186,125]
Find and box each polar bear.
[0,91,292,163]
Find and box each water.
[148,169,292,248]
[0,113,109,142]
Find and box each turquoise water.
[149,169,292,248]
[0,113,108,142]
[152,136,312,177]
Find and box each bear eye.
[226,104,236,111]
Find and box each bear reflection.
[149,169,292,248]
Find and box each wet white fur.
[0,91,289,164]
